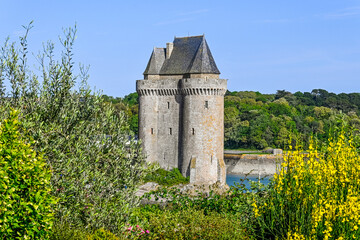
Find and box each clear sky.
[1,0,360,97]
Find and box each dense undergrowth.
[49,177,262,239]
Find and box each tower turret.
[181,78,227,184]
[137,35,227,184]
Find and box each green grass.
[143,168,189,186]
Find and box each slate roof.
[143,35,220,75]
[143,48,166,75]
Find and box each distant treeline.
[103,89,360,150]
[223,89,360,150]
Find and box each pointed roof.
[143,35,220,76]
[143,47,166,75]
[188,37,219,74]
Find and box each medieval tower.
[136,35,227,184]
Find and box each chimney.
[166,42,173,59]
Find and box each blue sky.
[1,0,360,97]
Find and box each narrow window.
[169,128,172,135]
[167,102,170,109]
[192,128,195,135]
[151,128,154,135]
[205,100,209,108]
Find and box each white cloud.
[322,6,360,18]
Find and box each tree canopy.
[107,89,360,150]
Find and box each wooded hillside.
[104,89,360,150]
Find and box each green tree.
[0,23,146,233]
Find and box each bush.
[120,224,150,239]
[143,180,265,218]
[137,179,267,239]
[143,168,189,186]
[253,128,360,239]
[50,223,119,240]
[50,222,88,240]
[0,109,57,239]
[0,22,146,233]
[132,207,245,239]
[87,228,119,240]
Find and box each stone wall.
[137,79,181,169]
[225,154,283,176]
[137,77,228,184]
[181,78,227,184]
[138,94,158,164]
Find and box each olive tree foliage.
[0,22,145,233]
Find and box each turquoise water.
[226,174,272,189]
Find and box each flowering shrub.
[122,224,149,239]
[253,129,360,239]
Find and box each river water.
[226,174,272,189]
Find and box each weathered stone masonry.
[137,35,227,184]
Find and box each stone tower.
[136,35,227,184]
